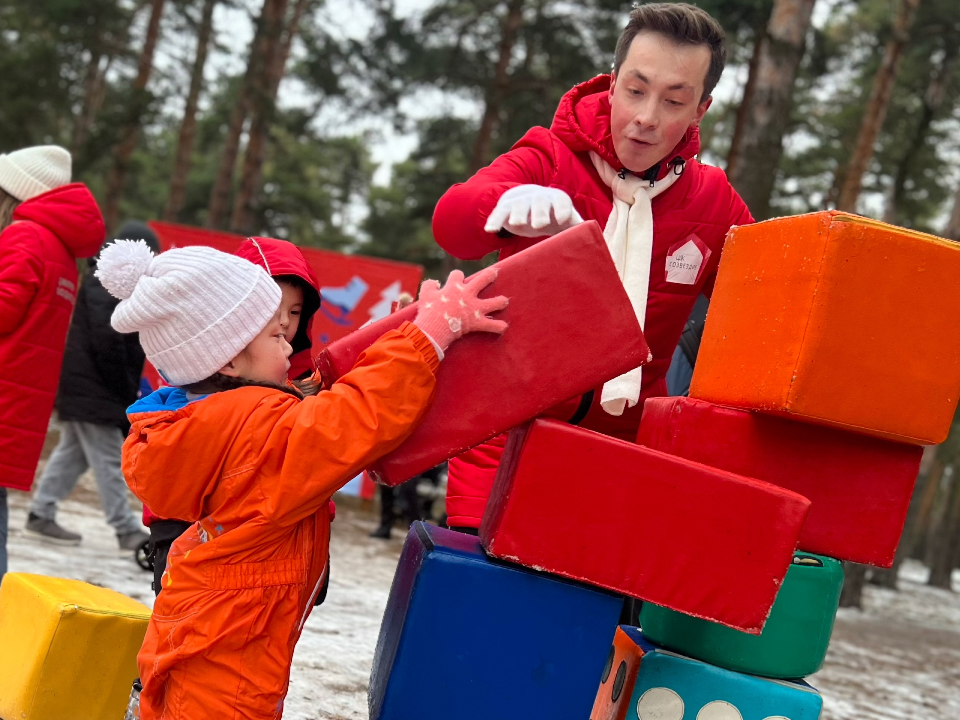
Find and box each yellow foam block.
[0,573,150,720]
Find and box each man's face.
[608,31,713,173]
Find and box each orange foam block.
[691,211,960,444]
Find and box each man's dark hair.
[613,3,726,103]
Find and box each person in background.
[0,145,104,581]
[370,464,445,540]
[25,222,159,553]
[664,294,709,396]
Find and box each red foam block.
[480,419,811,634]
[317,222,652,486]
[637,397,922,567]
[317,304,418,385]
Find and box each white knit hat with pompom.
[96,240,282,386]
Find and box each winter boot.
[117,529,150,553]
[25,513,82,546]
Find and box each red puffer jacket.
[0,183,105,491]
[434,75,753,528]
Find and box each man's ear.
[693,95,713,126]
[608,71,617,102]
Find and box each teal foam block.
[622,628,822,720]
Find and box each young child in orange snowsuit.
[95,240,507,719]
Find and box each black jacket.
[55,260,146,432]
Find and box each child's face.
[221,312,292,385]
[278,281,304,345]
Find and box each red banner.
[142,221,423,388]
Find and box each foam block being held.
[638,396,922,567]
[317,221,651,486]
[0,573,150,720]
[596,627,823,720]
[480,419,811,633]
[641,553,843,679]
[369,522,623,720]
[691,211,960,445]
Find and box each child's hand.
[413,268,508,353]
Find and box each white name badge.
[665,234,711,285]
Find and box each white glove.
[484,185,584,238]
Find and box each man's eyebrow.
[628,69,694,92]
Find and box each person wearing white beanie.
[0,144,103,583]
[98,241,284,386]
[95,239,508,719]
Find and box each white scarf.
[590,151,682,416]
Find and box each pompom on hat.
[96,240,282,386]
[0,145,72,201]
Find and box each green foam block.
[640,553,843,679]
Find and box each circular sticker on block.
[612,661,627,702]
[636,687,684,720]
[697,700,743,720]
[601,646,614,684]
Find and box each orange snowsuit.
[122,323,438,719]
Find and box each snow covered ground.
[4,471,960,720]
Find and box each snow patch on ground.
[5,478,960,720]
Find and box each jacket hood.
[125,388,226,522]
[235,237,321,356]
[12,183,105,259]
[550,74,701,180]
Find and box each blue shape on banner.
[320,276,369,326]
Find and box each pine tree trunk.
[164,0,218,222]
[725,0,817,221]
[839,562,868,609]
[725,15,769,179]
[835,0,921,213]
[883,46,958,225]
[206,0,277,229]
[945,184,960,241]
[72,47,103,153]
[928,465,960,589]
[102,0,166,232]
[230,0,309,234]
[469,0,525,174]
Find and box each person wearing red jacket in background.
[0,145,105,582]
[143,236,321,596]
[432,3,753,534]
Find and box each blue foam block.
[617,627,822,720]
[369,522,624,720]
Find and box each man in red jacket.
[432,3,753,532]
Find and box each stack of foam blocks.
[367,211,960,720]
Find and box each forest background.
[2,0,960,602]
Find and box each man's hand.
[484,185,583,238]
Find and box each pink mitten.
[413,268,509,353]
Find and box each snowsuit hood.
[550,74,701,179]
[235,236,321,378]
